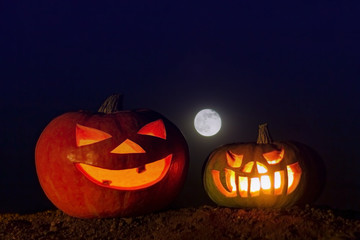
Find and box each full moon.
[194,109,222,137]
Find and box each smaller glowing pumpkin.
[202,124,325,208]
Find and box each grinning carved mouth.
[75,154,172,190]
[211,162,302,198]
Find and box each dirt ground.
[1,205,359,240]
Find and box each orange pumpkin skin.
[35,104,189,218]
[202,125,325,208]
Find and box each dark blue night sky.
[1,1,359,213]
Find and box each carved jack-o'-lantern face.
[74,119,172,190]
[211,147,302,198]
[35,95,189,218]
[203,124,325,208]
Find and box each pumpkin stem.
[257,123,273,144]
[98,94,123,113]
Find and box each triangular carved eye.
[76,124,112,147]
[263,148,284,164]
[137,119,166,139]
[226,151,243,168]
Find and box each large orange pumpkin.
[203,124,325,208]
[35,94,189,218]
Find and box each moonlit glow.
[194,109,221,137]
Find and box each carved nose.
[110,139,146,154]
